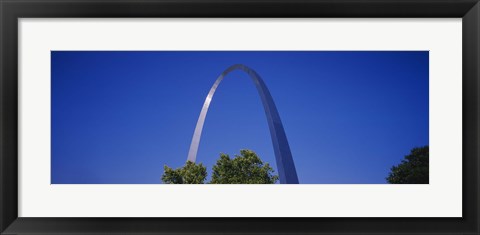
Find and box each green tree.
[210,149,279,184]
[161,161,207,184]
[386,146,429,184]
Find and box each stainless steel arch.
[187,64,299,184]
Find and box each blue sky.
[51,51,429,184]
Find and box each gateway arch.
[187,64,299,184]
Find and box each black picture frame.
[1,0,479,234]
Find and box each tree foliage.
[161,149,278,184]
[161,161,207,184]
[210,149,279,184]
[386,146,429,184]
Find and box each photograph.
[3,0,478,233]
[51,51,429,184]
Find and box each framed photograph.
[1,0,479,234]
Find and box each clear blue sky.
[51,51,429,184]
